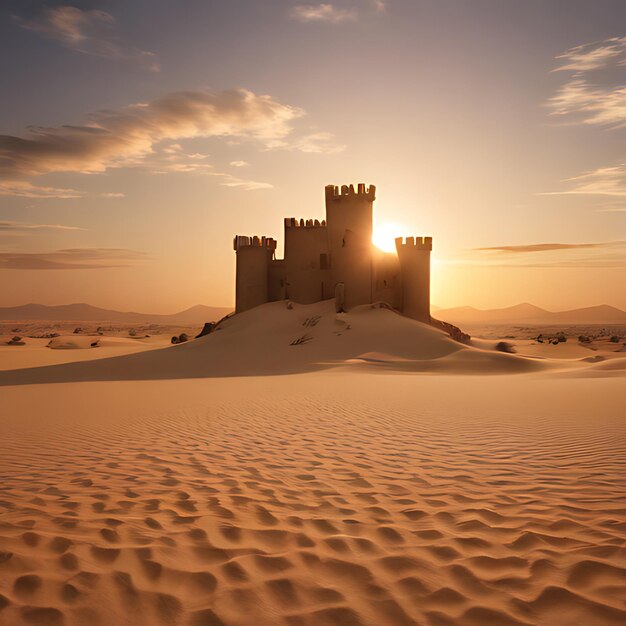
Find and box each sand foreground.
[0,370,625,626]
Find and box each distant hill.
[0,303,233,324]
[436,303,626,325]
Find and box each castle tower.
[395,236,432,322]
[325,183,375,310]
[233,235,277,313]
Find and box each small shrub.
[171,336,179,344]
[610,335,620,343]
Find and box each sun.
[372,222,403,254]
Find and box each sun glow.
[372,222,404,254]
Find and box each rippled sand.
[0,373,625,626]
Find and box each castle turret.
[395,236,432,322]
[233,235,276,313]
[325,183,375,310]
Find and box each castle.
[233,184,432,321]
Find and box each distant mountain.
[436,303,626,325]
[0,303,233,324]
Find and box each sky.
[0,0,625,313]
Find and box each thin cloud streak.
[0,248,146,270]
[475,242,613,253]
[542,164,626,197]
[0,221,85,233]
[0,180,84,198]
[465,241,626,268]
[290,4,358,23]
[290,1,385,23]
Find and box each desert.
[1,299,625,626]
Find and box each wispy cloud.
[0,180,125,199]
[0,89,325,180]
[475,242,610,253]
[0,221,85,233]
[466,240,626,268]
[548,37,626,127]
[0,180,84,198]
[542,163,626,198]
[14,3,159,71]
[553,37,626,72]
[141,143,273,190]
[229,160,249,167]
[0,248,146,270]
[267,131,346,153]
[290,1,385,23]
[290,4,357,23]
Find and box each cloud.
[0,221,84,233]
[290,4,357,23]
[211,174,273,191]
[553,37,626,73]
[0,89,307,180]
[0,248,146,270]
[466,240,626,268]
[143,143,272,190]
[548,37,626,127]
[14,3,159,71]
[475,242,610,253]
[290,1,385,23]
[267,131,346,153]
[0,180,85,198]
[0,180,125,199]
[229,160,249,167]
[542,163,626,197]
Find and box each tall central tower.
[325,184,375,310]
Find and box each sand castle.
[233,184,432,320]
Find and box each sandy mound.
[0,300,546,386]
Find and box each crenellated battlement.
[395,236,432,252]
[325,183,376,201]
[233,235,277,252]
[284,217,327,228]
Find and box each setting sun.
[372,221,404,254]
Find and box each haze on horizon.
[0,0,625,314]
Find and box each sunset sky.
[1,0,625,312]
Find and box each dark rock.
[195,322,215,339]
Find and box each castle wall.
[395,236,432,322]
[372,249,401,309]
[284,218,331,304]
[268,259,286,302]
[325,184,375,310]
[233,236,275,313]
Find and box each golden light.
[372,222,403,254]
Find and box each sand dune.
[0,300,553,386]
